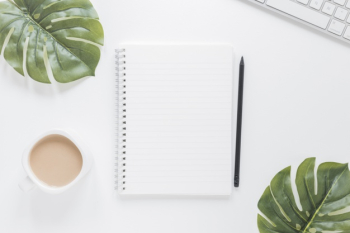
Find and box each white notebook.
[115,44,234,195]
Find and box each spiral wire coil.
[115,49,126,191]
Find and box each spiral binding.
[115,48,126,192]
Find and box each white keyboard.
[247,0,350,44]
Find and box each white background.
[1,0,350,232]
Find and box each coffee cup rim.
[22,129,90,194]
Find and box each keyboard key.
[335,8,348,20]
[322,2,336,15]
[348,14,350,23]
[344,26,350,40]
[266,0,330,29]
[255,0,265,3]
[297,0,309,4]
[310,0,324,10]
[334,0,346,5]
[347,1,350,9]
[328,19,346,35]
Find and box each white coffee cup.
[19,129,93,194]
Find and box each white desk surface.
[1,0,350,232]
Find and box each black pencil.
[234,57,245,188]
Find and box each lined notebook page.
[117,44,234,195]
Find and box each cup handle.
[19,176,36,192]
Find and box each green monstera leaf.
[258,157,350,233]
[0,0,104,83]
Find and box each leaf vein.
[49,26,90,34]
[16,21,30,55]
[53,40,62,69]
[34,28,40,67]
[0,16,23,34]
[0,12,22,16]
[305,159,316,209]
[38,7,86,24]
[31,0,51,16]
[302,166,347,233]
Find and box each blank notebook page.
[116,44,234,195]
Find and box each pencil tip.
[240,57,244,65]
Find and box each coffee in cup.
[19,129,93,194]
[29,134,83,187]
